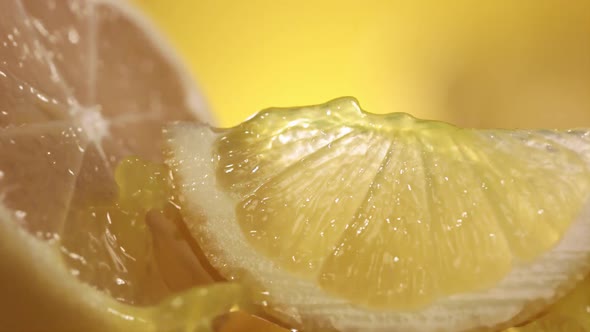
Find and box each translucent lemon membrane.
[212,97,590,310]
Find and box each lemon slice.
[165,97,590,332]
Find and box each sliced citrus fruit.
[165,97,590,332]
[0,0,237,329]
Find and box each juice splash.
[60,157,212,305]
[57,156,284,331]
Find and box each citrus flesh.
[166,97,590,331]
[0,0,246,329]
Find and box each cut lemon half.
[0,0,241,329]
[165,97,590,332]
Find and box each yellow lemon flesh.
[166,97,590,332]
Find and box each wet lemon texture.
[214,97,590,309]
[60,157,174,304]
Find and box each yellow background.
[134,0,590,129]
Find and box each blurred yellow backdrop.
[134,0,590,129]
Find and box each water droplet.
[32,19,49,37]
[68,27,80,44]
[36,93,49,103]
[14,210,27,220]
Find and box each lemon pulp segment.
[166,97,590,331]
[212,97,590,309]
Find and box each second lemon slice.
[165,98,590,332]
